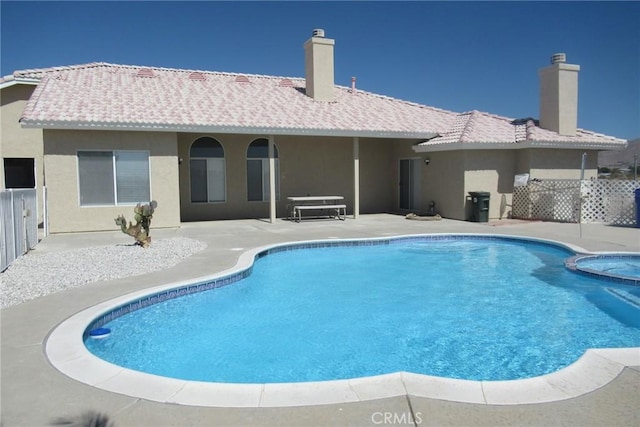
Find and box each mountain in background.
[598,138,640,167]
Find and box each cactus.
[114,201,157,247]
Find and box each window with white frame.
[77,150,150,206]
[190,137,225,203]
[247,138,279,202]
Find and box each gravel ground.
[0,237,207,309]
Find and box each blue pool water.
[85,237,640,383]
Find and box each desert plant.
[114,200,157,247]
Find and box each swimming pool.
[83,235,640,385]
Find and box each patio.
[1,214,639,426]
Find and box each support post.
[268,136,277,223]
[353,137,360,219]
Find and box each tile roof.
[415,110,626,150]
[18,63,455,138]
[13,62,626,148]
[1,63,103,86]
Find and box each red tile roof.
[18,63,454,138]
[11,62,626,148]
[415,110,625,151]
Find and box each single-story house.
[0,30,626,233]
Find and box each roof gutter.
[20,120,440,140]
[0,77,40,90]
[413,140,627,153]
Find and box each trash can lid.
[468,191,491,196]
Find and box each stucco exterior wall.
[459,148,597,221]
[422,151,467,220]
[34,125,602,231]
[463,150,517,220]
[43,130,180,233]
[177,134,398,221]
[178,134,369,221]
[358,138,394,213]
[1,84,45,222]
[389,143,472,220]
[520,148,598,180]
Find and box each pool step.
[604,287,640,309]
[587,287,640,328]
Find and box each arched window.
[190,137,225,203]
[247,138,279,202]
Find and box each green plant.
[114,200,157,247]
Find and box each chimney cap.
[550,53,567,64]
[312,28,325,38]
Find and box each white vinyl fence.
[512,179,639,226]
[1,188,39,271]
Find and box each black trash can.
[635,188,640,228]
[469,191,491,223]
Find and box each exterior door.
[399,158,421,211]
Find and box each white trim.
[413,140,626,153]
[0,78,40,90]
[20,120,439,140]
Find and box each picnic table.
[287,196,346,222]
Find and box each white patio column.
[353,137,360,219]
[268,135,277,223]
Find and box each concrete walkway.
[1,215,639,426]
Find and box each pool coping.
[565,253,640,285]
[44,233,640,408]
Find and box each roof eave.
[0,78,40,90]
[413,140,627,153]
[20,120,439,140]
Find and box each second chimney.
[304,29,335,101]
[539,53,580,136]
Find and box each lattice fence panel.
[512,180,580,222]
[581,180,639,226]
[512,179,639,225]
[512,186,531,219]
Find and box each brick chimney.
[539,53,580,136]
[304,29,334,101]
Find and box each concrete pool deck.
[2,214,639,426]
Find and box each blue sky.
[2,1,638,139]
